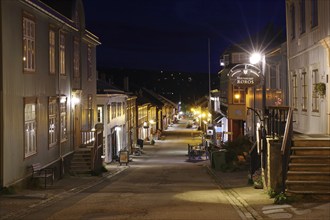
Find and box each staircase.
[70,148,92,175]
[285,138,330,200]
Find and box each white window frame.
[312,69,319,112]
[301,71,308,111]
[23,16,35,72]
[60,96,67,141]
[24,98,37,158]
[48,97,57,147]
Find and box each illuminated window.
[97,106,103,123]
[24,98,37,157]
[48,97,57,147]
[59,33,66,75]
[49,29,56,74]
[23,16,35,72]
[233,86,245,104]
[60,97,67,141]
[111,103,116,119]
[312,69,319,112]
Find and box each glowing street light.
[249,52,262,65]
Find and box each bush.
[0,186,16,195]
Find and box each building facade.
[286,0,329,134]
[0,0,100,187]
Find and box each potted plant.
[314,82,326,97]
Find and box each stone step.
[289,163,330,172]
[292,140,330,147]
[286,180,330,191]
[290,155,330,164]
[287,171,330,181]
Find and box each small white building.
[97,81,128,163]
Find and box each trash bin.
[137,139,144,149]
[211,150,227,171]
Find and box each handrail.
[281,108,293,154]
[280,108,293,193]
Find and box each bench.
[31,163,54,188]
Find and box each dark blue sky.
[83,0,286,74]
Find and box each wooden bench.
[31,163,54,188]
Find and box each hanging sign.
[229,64,263,88]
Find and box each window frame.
[48,97,57,148]
[311,69,319,112]
[59,32,66,75]
[59,96,67,142]
[290,3,296,39]
[24,97,37,158]
[87,45,92,80]
[73,37,80,79]
[311,0,318,28]
[299,0,306,34]
[301,72,308,112]
[292,73,298,110]
[49,28,56,74]
[23,14,36,73]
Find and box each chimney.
[124,77,129,92]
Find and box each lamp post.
[250,51,266,188]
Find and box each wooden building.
[0,0,100,187]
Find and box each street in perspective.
[1,119,329,220]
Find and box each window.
[49,29,56,74]
[231,52,249,64]
[59,33,66,75]
[97,106,103,123]
[111,103,116,119]
[59,96,67,141]
[290,4,296,39]
[292,73,298,110]
[232,86,245,104]
[300,0,306,34]
[48,97,57,147]
[311,0,318,28]
[24,98,37,157]
[23,16,35,72]
[301,72,308,111]
[312,69,319,112]
[107,104,110,123]
[269,65,277,89]
[87,45,92,80]
[73,38,80,79]
[117,102,122,117]
[87,95,93,129]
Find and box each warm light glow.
[249,52,262,64]
[115,126,121,131]
[234,93,240,100]
[71,96,80,106]
[149,119,155,124]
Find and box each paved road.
[21,123,245,220]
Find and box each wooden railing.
[81,124,104,173]
[265,106,290,139]
[81,130,95,146]
[280,108,293,193]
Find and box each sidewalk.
[0,163,128,220]
[206,162,330,220]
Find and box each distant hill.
[97,68,219,104]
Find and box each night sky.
[83,0,286,74]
